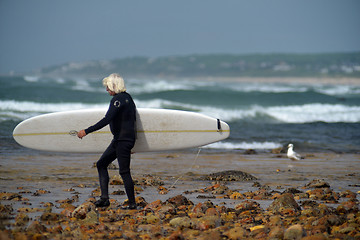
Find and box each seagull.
[287,143,303,161]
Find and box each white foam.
[203,141,282,150]
[135,98,360,123]
[70,79,102,92]
[316,85,360,96]
[267,103,360,123]
[2,98,360,124]
[0,100,107,121]
[228,83,308,93]
[201,103,360,123]
[24,76,39,82]
[128,79,195,94]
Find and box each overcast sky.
[1,0,359,74]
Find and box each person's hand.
[77,129,86,139]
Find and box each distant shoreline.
[190,76,360,85]
[1,74,360,85]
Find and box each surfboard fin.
[217,119,221,131]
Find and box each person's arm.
[77,97,119,139]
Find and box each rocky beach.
[1,149,359,239]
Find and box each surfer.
[77,73,137,209]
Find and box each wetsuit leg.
[96,141,117,200]
[116,140,136,204]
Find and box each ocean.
[1,75,360,155]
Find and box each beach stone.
[271,147,285,154]
[244,149,257,154]
[229,191,245,199]
[143,214,160,224]
[284,224,304,240]
[235,200,262,212]
[18,207,43,213]
[307,189,322,199]
[224,226,247,239]
[40,212,61,222]
[203,199,215,209]
[26,220,47,233]
[283,187,303,194]
[158,185,169,194]
[60,207,75,218]
[156,205,176,219]
[250,225,267,238]
[192,202,207,215]
[182,229,200,239]
[205,207,219,217]
[203,170,257,181]
[336,199,359,213]
[301,234,328,240]
[137,224,159,234]
[168,230,184,240]
[91,188,101,197]
[15,213,29,226]
[268,226,284,239]
[0,231,11,240]
[301,200,318,209]
[195,216,221,230]
[72,202,96,219]
[82,210,99,225]
[326,214,344,226]
[144,199,163,210]
[267,193,301,213]
[253,188,271,200]
[212,185,229,194]
[111,190,125,195]
[109,175,123,185]
[135,196,148,208]
[33,189,51,195]
[138,174,164,186]
[0,192,22,200]
[268,215,283,227]
[196,194,216,199]
[169,216,192,228]
[339,190,357,198]
[195,229,222,240]
[122,230,138,239]
[0,204,13,220]
[166,195,193,207]
[305,179,330,188]
[0,204,13,213]
[221,211,237,222]
[318,203,335,216]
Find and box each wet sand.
[1,150,359,210]
[1,150,359,238]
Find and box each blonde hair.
[102,73,126,93]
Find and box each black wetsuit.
[85,92,136,204]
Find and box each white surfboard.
[13,108,230,153]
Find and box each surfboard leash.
[168,147,202,190]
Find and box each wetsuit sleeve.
[85,98,118,135]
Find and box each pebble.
[0,177,359,239]
[284,224,305,240]
[267,193,301,213]
[203,170,257,181]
